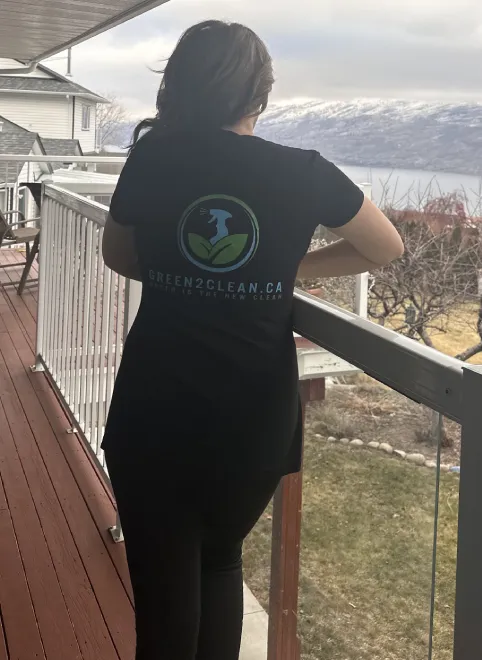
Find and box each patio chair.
[0,209,40,295]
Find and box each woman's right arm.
[297,196,404,280]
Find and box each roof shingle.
[42,138,83,157]
[0,75,105,101]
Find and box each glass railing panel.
[299,371,448,660]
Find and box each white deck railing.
[35,185,141,470]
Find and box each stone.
[327,436,337,443]
[407,453,426,466]
[440,464,451,472]
[350,439,364,447]
[367,441,380,450]
[340,438,350,445]
[425,460,437,469]
[315,434,323,439]
[379,443,393,454]
[394,449,406,459]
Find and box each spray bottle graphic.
[208,209,232,245]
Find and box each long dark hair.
[132,20,274,144]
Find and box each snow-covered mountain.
[256,99,482,176]
[111,98,482,176]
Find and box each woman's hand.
[307,288,323,298]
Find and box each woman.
[102,20,403,660]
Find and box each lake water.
[340,165,482,213]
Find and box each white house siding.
[73,98,96,152]
[0,93,70,138]
[18,160,43,184]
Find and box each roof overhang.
[0,0,171,64]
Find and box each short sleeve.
[109,137,151,226]
[302,152,365,230]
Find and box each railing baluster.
[73,217,87,421]
[84,222,97,446]
[114,275,125,379]
[96,260,112,459]
[91,227,104,455]
[35,196,50,367]
[46,200,59,374]
[67,212,80,409]
[103,269,117,459]
[51,204,65,382]
[61,210,74,399]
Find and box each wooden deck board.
[0,249,134,660]
[0,610,8,660]
[0,399,81,660]
[0,473,46,660]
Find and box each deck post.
[109,511,124,544]
[34,187,49,371]
[453,366,482,658]
[268,377,325,660]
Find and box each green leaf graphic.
[188,233,212,260]
[210,234,248,265]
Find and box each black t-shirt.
[102,129,364,475]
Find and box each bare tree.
[368,194,482,446]
[369,194,482,347]
[455,299,482,362]
[96,93,129,149]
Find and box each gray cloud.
[48,0,482,116]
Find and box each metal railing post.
[33,187,49,371]
[453,366,482,659]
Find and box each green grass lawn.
[244,440,459,660]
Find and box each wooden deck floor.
[0,249,135,660]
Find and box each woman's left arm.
[102,214,142,281]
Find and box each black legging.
[105,445,280,660]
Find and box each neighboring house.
[0,115,118,215]
[42,138,84,162]
[0,115,51,216]
[0,58,107,153]
[0,114,86,216]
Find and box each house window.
[81,104,91,131]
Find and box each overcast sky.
[49,0,482,118]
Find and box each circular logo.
[178,194,259,273]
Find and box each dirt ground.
[307,377,461,465]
